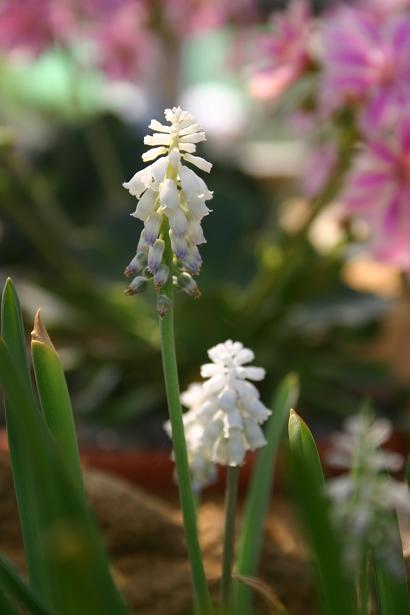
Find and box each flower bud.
[144,212,162,245]
[148,239,165,273]
[169,230,187,260]
[124,276,148,296]
[157,294,172,318]
[124,251,147,278]
[154,264,169,290]
[176,272,201,299]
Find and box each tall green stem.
[159,246,212,614]
[220,466,240,610]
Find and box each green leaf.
[1,278,48,595]
[0,554,52,615]
[233,373,299,615]
[0,335,128,614]
[373,515,410,615]
[287,410,356,615]
[31,309,84,496]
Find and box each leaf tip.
[31,309,55,350]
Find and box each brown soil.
[0,453,314,614]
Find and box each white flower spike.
[123,107,213,303]
[326,413,410,572]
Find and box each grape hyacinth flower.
[342,118,410,272]
[123,107,213,304]
[321,5,410,133]
[165,384,217,493]
[249,0,311,101]
[167,340,270,471]
[326,413,410,572]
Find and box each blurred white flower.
[123,106,213,299]
[326,413,410,572]
[165,341,270,491]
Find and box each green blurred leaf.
[373,515,410,615]
[0,554,51,615]
[288,410,356,615]
[234,373,299,615]
[31,309,84,496]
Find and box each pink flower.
[0,0,75,56]
[249,0,311,101]
[342,119,410,271]
[93,2,152,81]
[321,6,410,134]
[302,143,338,197]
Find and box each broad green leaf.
[31,309,84,495]
[0,554,51,615]
[1,278,48,595]
[0,335,128,614]
[288,410,356,615]
[234,373,299,615]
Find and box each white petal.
[203,374,226,394]
[160,178,179,210]
[142,147,168,162]
[148,119,171,133]
[243,419,266,450]
[178,123,201,136]
[223,408,243,432]
[227,431,246,466]
[180,132,206,144]
[123,169,151,198]
[233,348,255,365]
[201,363,223,378]
[183,153,212,173]
[187,220,206,245]
[179,142,196,153]
[144,134,171,146]
[241,367,266,381]
[167,209,188,235]
[218,388,237,410]
[130,189,157,221]
[150,156,169,185]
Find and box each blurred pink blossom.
[302,143,338,197]
[342,120,410,271]
[321,5,410,134]
[249,0,311,101]
[0,0,76,55]
[93,2,152,80]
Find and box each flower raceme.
[166,340,271,490]
[122,107,213,305]
[326,414,410,571]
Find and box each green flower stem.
[220,466,240,610]
[159,244,212,614]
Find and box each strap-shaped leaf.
[234,373,299,615]
[288,410,356,615]
[1,278,49,595]
[31,310,84,495]
[0,280,128,614]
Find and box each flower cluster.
[165,340,270,491]
[249,0,311,101]
[326,414,410,572]
[122,107,213,305]
[249,0,410,271]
